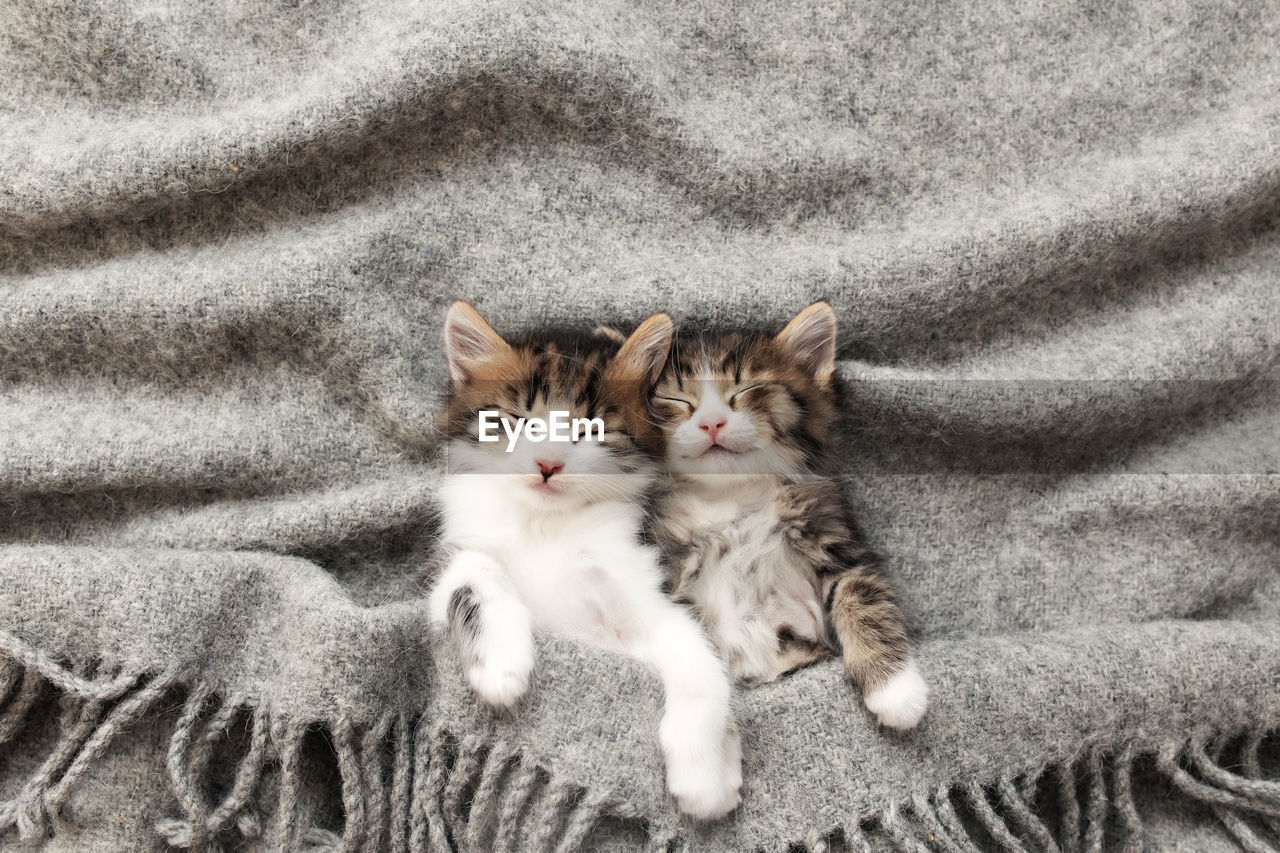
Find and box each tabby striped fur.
[651,302,928,730]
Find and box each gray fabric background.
[1,0,1278,850]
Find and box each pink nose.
[536,460,563,481]
[698,417,727,441]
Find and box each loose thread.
[1209,733,1280,850]
[1239,730,1280,838]
[1243,731,1267,780]
[5,659,93,815]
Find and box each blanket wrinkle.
[3,0,1280,849]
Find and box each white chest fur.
[440,475,663,652]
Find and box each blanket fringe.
[830,731,1279,853]
[0,655,181,843]
[1,640,1276,852]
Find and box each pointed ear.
[609,313,674,386]
[775,301,837,381]
[443,301,512,383]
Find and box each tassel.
[1082,750,1106,853]
[332,717,367,852]
[1110,745,1143,853]
[464,741,514,852]
[996,776,1060,853]
[389,712,413,853]
[961,781,1025,852]
[205,707,270,837]
[933,786,983,853]
[493,760,541,852]
[359,712,394,853]
[269,718,306,852]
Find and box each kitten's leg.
[429,550,535,711]
[827,569,927,730]
[640,598,742,820]
[778,480,928,729]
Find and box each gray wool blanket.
[1,0,1279,850]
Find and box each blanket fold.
[2,0,1278,849]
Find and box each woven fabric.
[1,0,1278,849]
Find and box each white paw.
[864,661,928,730]
[663,727,742,821]
[466,649,532,711]
[667,763,741,821]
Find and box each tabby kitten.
[428,302,742,819]
[651,302,928,729]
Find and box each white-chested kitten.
[651,302,928,730]
[427,301,742,820]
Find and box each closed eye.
[728,383,770,407]
[653,397,694,413]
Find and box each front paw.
[863,661,928,730]
[466,646,533,712]
[667,762,741,821]
[663,727,742,821]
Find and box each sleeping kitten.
[427,301,742,820]
[650,302,928,730]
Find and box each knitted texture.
[1,0,1279,850]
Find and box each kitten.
[650,302,928,730]
[427,301,742,820]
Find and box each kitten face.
[652,302,839,477]
[443,302,673,511]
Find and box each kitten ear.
[775,301,837,381]
[444,301,512,383]
[610,313,674,386]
